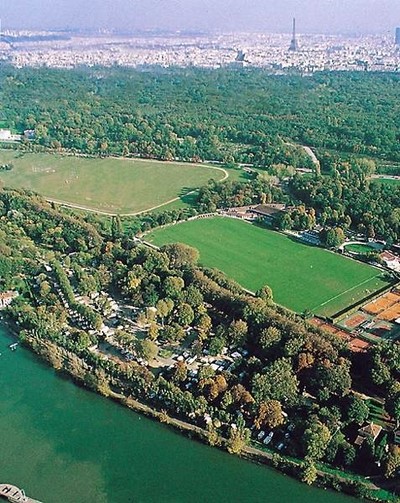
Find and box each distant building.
[396,27,400,46]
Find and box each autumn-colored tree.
[254,400,284,430]
[172,361,188,383]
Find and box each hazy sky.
[3,0,400,34]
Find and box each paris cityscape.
[0,24,400,72]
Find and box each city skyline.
[2,0,400,35]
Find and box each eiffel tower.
[288,17,299,52]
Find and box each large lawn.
[0,151,225,214]
[147,217,392,317]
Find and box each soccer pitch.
[147,217,392,317]
[0,151,226,214]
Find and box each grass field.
[147,217,392,317]
[344,243,383,254]
[0,151,226,214]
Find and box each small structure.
[0,291,18,309]
[354,422,382,447]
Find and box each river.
[0,326,356,503]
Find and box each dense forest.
[1,66,399,164]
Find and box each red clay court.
[341,312,369,330]
[364,291,400,316]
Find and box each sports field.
[147,217,392,317]
[0,151,226,214]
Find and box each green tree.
[384,445,400,479]
[175,303,194,327]
[303,421,331,461]
[252,358,299,404]
[346,395,370,425]
[135,338,158,361]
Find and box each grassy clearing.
[0,150,226,214]
[147,217,391,316]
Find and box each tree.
[276,212,293,231]
[254,400,285,430]
[161,243,199,269]
[384,445,400,479]
[148,322,159,341]
[135,338,158,361]
[259,326,281,351]
[311,358,352,401]
[111,215,122,239]
[227,319,248,347]
[303,421,331,461]
[172,361,188,383]
[162,323,186,343]
[346,395,370,425]
[227,424,250,455]
[252,359,299,404]
[324,227,345,248]
[184,285,203,307]
[300,460,318,485]
[386,383,400,428]
[163,276,184,299]
[209,336,226,356]
[256,285,273,301]
[156,298,174,326]
[175,303,194,327]
[197,313,212,340]
[230,384,254,406]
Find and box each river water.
[0,326,356,503]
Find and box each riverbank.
[12,327,393,503]
[0,323,359,503]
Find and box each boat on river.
[0,484,42,503]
